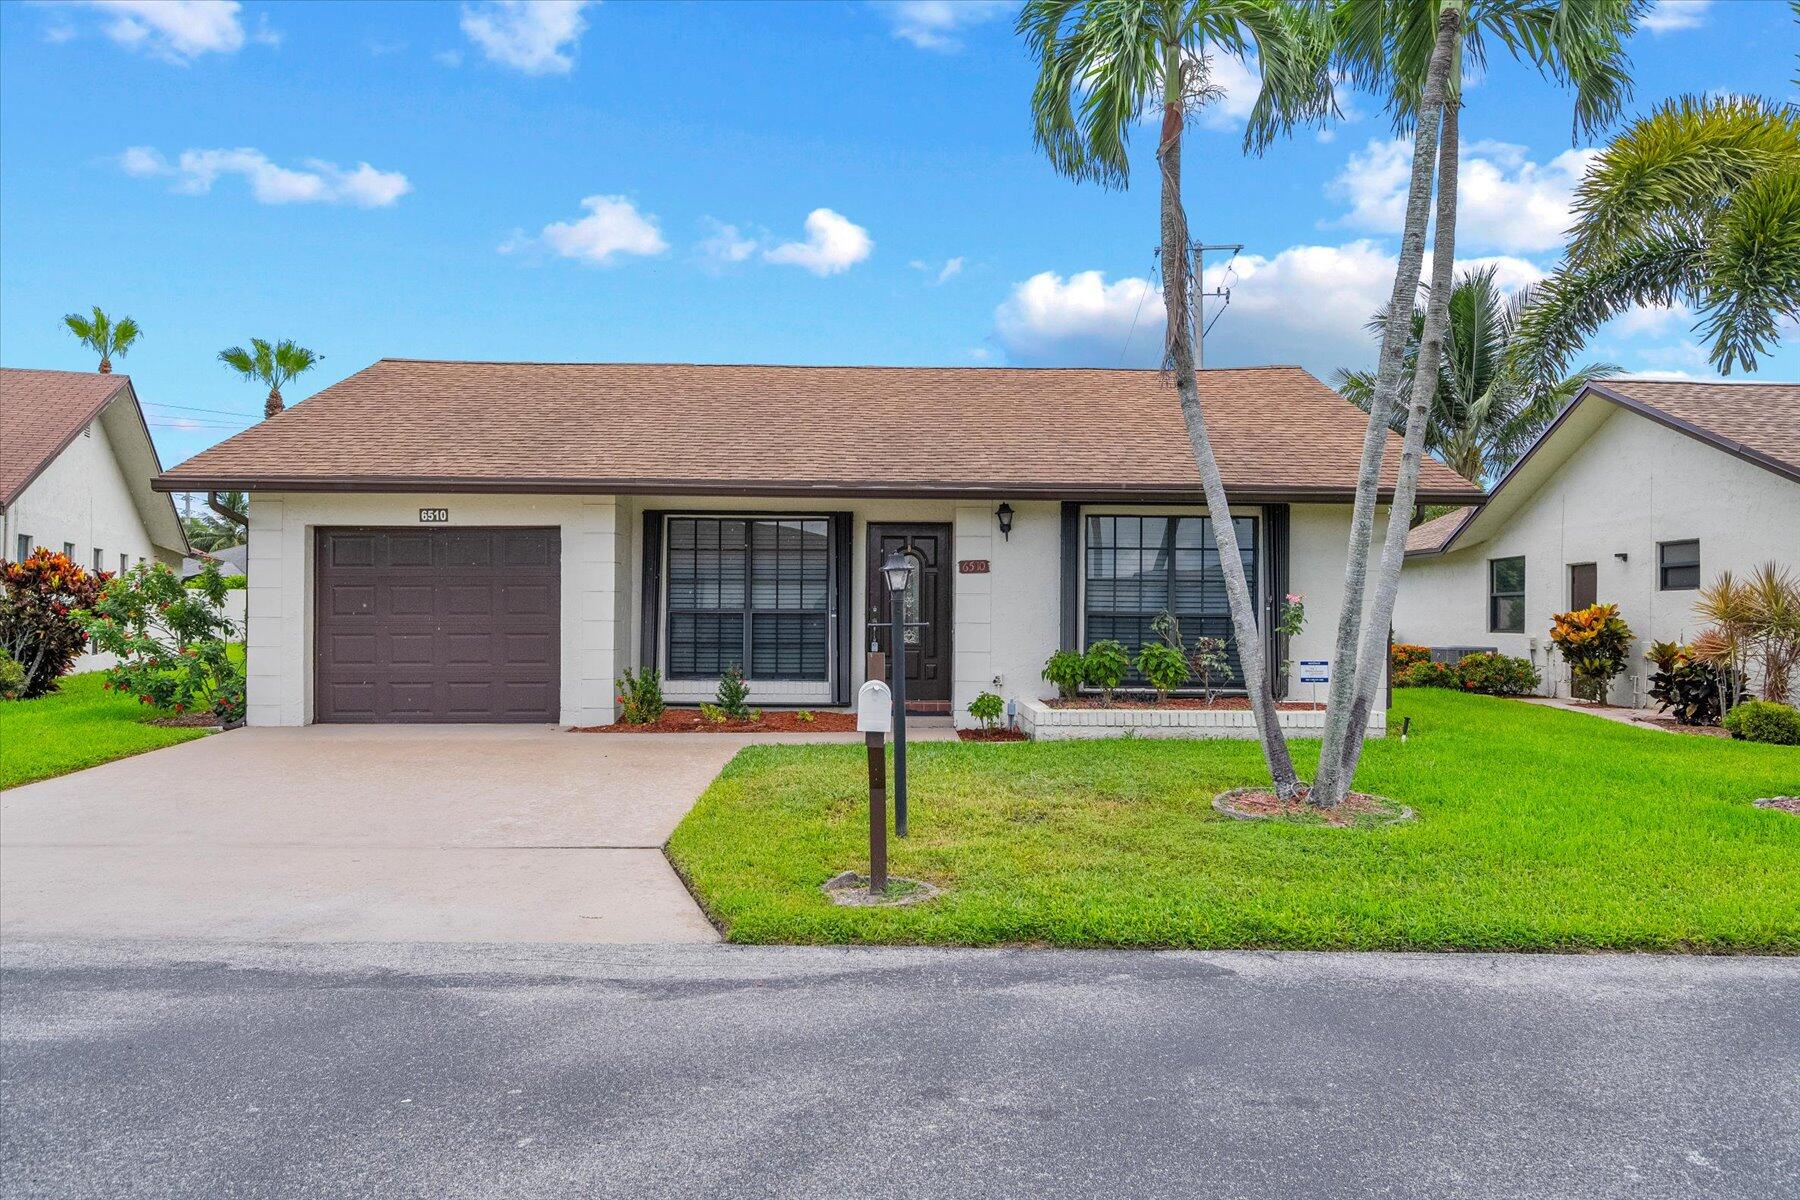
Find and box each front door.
[867,523,952,705]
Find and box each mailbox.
[857,680,893,733]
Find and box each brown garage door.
[314,527,560,723]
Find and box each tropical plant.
[1135,640,1192,702]
[1397,659,1458,688]
[1549,603,1634,703]
[1451,651,1539,697]
[714,664,752,720]
[0,549,109,698]
[968,691,1006,730]
[1692,563,1800,706]
[1019,0,1334,799]
[1189,636,1235,704]
[0,649,26,700]
[62,306,141,373]
[1722,699,1800,746]
[218,338,322,419]
[78,561,242,719]
[184,490,248,552]
[617,667,666,725]
[1042,649,1087,700]
[1336,266,1619,482]
[1510,94,1800,380]
[1082,639,1131,705]
[1644,640,1730,726]
[1390,643,1430,673]
[1312,0,1640,809]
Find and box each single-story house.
[154,359,1481,728]
[1,368,188,575]
[182,543,249,580]
[1395,378,1800,705]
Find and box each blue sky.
[2,0,1795,469]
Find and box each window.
[665,516,831,680]
[1489,556,1525,633]
[119,552,129,574]
[94,548,105,572]
[14,535,30,562]
[63,542,76,559]
[1084,513,1257,681]
[1659,540,1700,591]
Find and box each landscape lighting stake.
[881,548,915,837]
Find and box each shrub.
[1722,700,1800,745]
[617,667,666,725]
[0,649,25,700]
[1398,660,1458,688]
[185,573,247,590]
[1645,641,1732,726]
[699,702,728,724]
[795,709,816,723]
[1042,649,1086,700]
[1188,636,1235,703]
[1082,640,1130,704]
[78,561,242,719]
[968,691,1004,730]
[1,549,110,698]
[1134,641,1190,702]
[1549,603,1634,702]
[1453,652,1540,697]
[1391,643,1430,673]
[714,665,751,720]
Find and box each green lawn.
[668,690,1800,952]
[0,672,212,791]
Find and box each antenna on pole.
[1192,242,1242,370]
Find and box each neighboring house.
[182,543,249,580]
[1396,379,1800,705]
[155,358,1481,728]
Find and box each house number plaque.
[419,508,450,523]
[958,559,990,574]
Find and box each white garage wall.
[1394,407,1800,704]
[245,493,621,727]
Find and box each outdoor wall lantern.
[881,548,916,837]
[996,502,1015,541]
[1615,552,1629,563]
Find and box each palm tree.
[1018,0,1336,801]
[1510,94,1800,380]
[218,338,321,419]
[1335,266,1620,484]
[183,491,248,552]
[1310,0,1641,808]
[62,307,141,373]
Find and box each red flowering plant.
[78,560,243,721]
[1,548,110,698]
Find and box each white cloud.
[1193,51,1261,132]
[878,1,1011,51]
[1641,1,1711,35]
[994,243,1552,373]
[63,0,272,64]
[763,208,872,276]
[119,146,411,206]
[696,218,761,269]
[460,0,591,75]
[911,256,965,284]
[1330,137,1600,254]
[1613,300,1694,338]
[511,194,667,264]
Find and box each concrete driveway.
[0,726,804,944]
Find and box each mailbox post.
[856,680,892,896]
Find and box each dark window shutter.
[639,510,665,672]
[1265,503,1290,699]
[831,511,853,705]
[1060,502,1081,651]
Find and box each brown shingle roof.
[1589,379,1800,481]
[157,359,1484,501]
[1,368,131,506]
[1405,506,1474,555]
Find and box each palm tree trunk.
[1321,75,1463,803]
[264,387,283,420]
[99,358,111,374]
[1158,42,1300,799]
[1310,5,1460,808]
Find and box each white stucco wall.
[2,415,172,573]
[245,493,622,728]
[1394,407,1800,704]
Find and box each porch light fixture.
[882,548,915,595]
[880,547,915,837]
[996,502,1014,541]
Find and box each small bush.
[1550,603,1634,702]
[617,667,666,725]
[1391,643,1430,673]
[1042,650,1086,700]
[185,573,247,590]
[1645,641,1731,726]
[699,701,728,724]
[715,665,751,720]
[1,549,109,698]
[79,561,242,719]
[968,691,1004,730]
[795,709,816,723]
[1723,700,1800,745]
[1453,652,1540,697]
[1134,641,1190,702]
[0,648,25,700]
[1082,640,1130,704]
[1398,660,1458,688]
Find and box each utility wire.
[1118,250,1162,367]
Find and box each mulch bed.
[1213,786,1414,828]
[576,708,858,733]
[1753,797,1800,815]
[1633,716,1732,739]
[1047,696,1325,711]
[957,728,1028,743]
[148,713,225,728]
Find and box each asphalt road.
[3,940,1796,1200]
